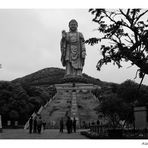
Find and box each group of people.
[29,115,77,134]
[29,115,46,134]
[60,116,77,134]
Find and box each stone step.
[39,84,100,128]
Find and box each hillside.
[1,67,148,127]
[12,67,112,87]
[0,67,119,126]
[12,67,65,86]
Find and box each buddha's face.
[69,21,78,32]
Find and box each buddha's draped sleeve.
[60,34,67,66]
[79,32,86,65]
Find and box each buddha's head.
[69,19,78,32]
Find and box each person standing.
[70,118,73,133]
[66,116,71,134]
[42,120,46,130]
[29,116,33,134]
[59,117,64,133]
[73,117,77,133]
[33,117,37,133]
[97,119,100,126]
[37,116,42,134]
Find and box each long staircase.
[39,88,100,128]
[24,82,100,129]
[71,91,79,117]
[77,91,99,125]
[40,91,72,128]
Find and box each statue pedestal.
[55,83,99,92]
[55,82,100,128]
[40,81,100,129]
[61,75,88,84]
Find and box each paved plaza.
[0,129,88,139]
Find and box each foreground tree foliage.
[86,9,148,79]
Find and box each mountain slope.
[12,67,110,87]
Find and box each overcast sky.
[0,9,147,85]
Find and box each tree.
[117,80,138,103]
[99,93,133,128]
[9,110,19,121]
[86,9,148,81]
[96,80,148,128]
[117,80,148,105]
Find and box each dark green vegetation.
[0,81,56,126]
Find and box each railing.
[24,112,37,129]
[89,125,148,138]
[24,95,56,130]
[90,125,108,136]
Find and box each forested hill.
[0,67,116,126]
[12,67,65,86]
[1,67,148,127]
[12,67,111,87]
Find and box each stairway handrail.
[24,94,57,130]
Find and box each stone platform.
[40,82,100,128]
[55,83,99,91]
